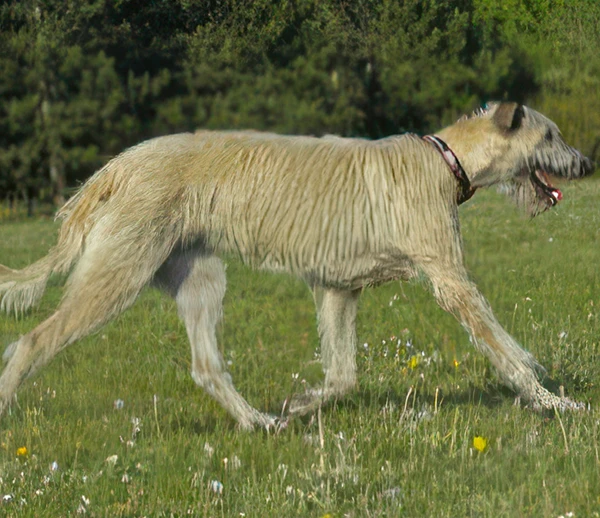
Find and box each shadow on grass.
[160,377,584,434]
[276,384,511,430]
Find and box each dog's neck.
[434,121,512,188]
[422,135,475,204]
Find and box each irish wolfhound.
[0,102,593,429]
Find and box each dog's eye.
[545,129,553,142]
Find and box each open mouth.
[530,169,562,206]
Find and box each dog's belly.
[297,253,418,290]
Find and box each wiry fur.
[0,102,593,429]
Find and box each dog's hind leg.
[0,237,166,417]
[420,261,584,411]
[155,251,277,430]
[289,286,360,415]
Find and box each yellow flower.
[16,446,28,458]
[453,359,460,368]
[408,356,419,369]
[473,436,487,453]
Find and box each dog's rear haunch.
[0,102,593,429]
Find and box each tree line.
[1,0,599,212]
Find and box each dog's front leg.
[288,286,360,415]
[421,262,585,411]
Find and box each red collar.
[423,135,475,205]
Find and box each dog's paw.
[552,396,589,412]
[529,385,589,412]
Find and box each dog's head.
[437,102,594,216]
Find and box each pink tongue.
[551,189,563,202]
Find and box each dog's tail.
[0,161,119,315]
[0,239,77,315]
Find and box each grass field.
[0,177,599,517]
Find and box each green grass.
[0,178,599,517]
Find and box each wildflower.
[16,446,28,460]
[473,436,488,453]
[105,455,118,466]
[210,480,223,494]
[131,417,141,438]
[77,495,90,513]
[203,442,214,458]
[50,461,59,471]
[453,359,460,368]
[408,356,419,369]
[113,399,124,410]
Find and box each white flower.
[50,461,59,471]
[210,480,223,494]
[105,455,118,466]
[203,442,214,458]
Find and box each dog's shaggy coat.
[0,102,593,428]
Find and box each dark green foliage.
[0,0,599,208]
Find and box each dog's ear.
[493,102,525,131]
